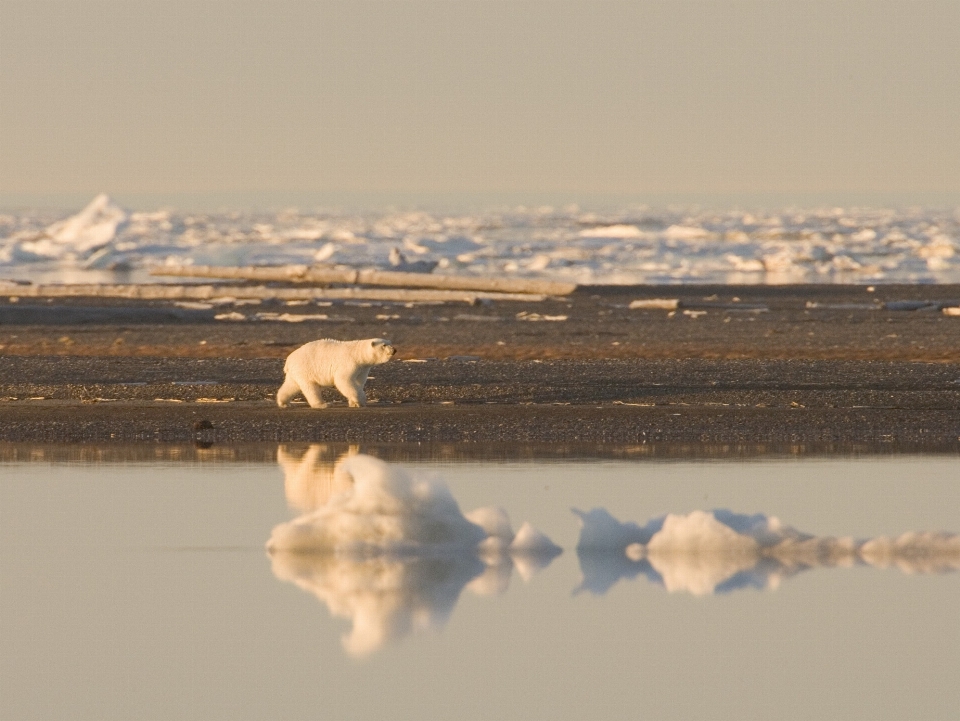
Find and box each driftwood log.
[0,282,545,304]
[150,264,577,296]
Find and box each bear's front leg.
[300,383,327,409]
[334,373,364,407]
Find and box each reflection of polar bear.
[277,338,395,408]
[277,444,358,512]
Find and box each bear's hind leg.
[276,376,301,407]
[300,383,327,409]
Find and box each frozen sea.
[2,194,960,285]
[2,444,959,721]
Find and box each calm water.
[1,445,958,721]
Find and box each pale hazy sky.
[1,0,959,209]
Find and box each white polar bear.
[277,338,396,409]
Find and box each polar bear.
[277,338,396,409]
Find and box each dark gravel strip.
[1,402,959,446]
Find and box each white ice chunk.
[578,224,643,239]
[510,521,562,554]
[831,255,862,271]
[647,510,760,554]
[725,254,765,272]
[466,506,515,548]
[917,234,955,259]
[388,247,438,273]
[19,194,128,259]
[45,194,128,251]
[313,242,337,262]
[526,254,552,271]
[267,455,487,554]
[760,251,796,273]
[267,453,562,656]
[405,234,483,256]
[576,508,960,596]
[663,224,712,240]
[324,229,358,243]
[269,454,562,558]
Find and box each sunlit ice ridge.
[2,194,959,285]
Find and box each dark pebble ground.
[1,284,959,448]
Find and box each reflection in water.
[269,551,486,657]
[268,450,960,656]
[268,451,561,656]
[575,508,960,596]
[277,444,359,512]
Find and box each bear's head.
[365,338,396,365]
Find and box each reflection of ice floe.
[574,508,960,597]
[268,453,560,656]
[270,550,485,657]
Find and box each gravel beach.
[2,284,959,447]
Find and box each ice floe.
[267,455,488,553]
[268,452,560,555]
[578,224,644,239]
[266,451,960,655]
[3,197,959,284]
[9,194,128,262]
[574,508,960,596]
[268,451,560,656]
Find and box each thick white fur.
[277,338,395,408]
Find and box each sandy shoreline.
[2,284,959,446]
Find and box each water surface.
[2,445,958,720]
